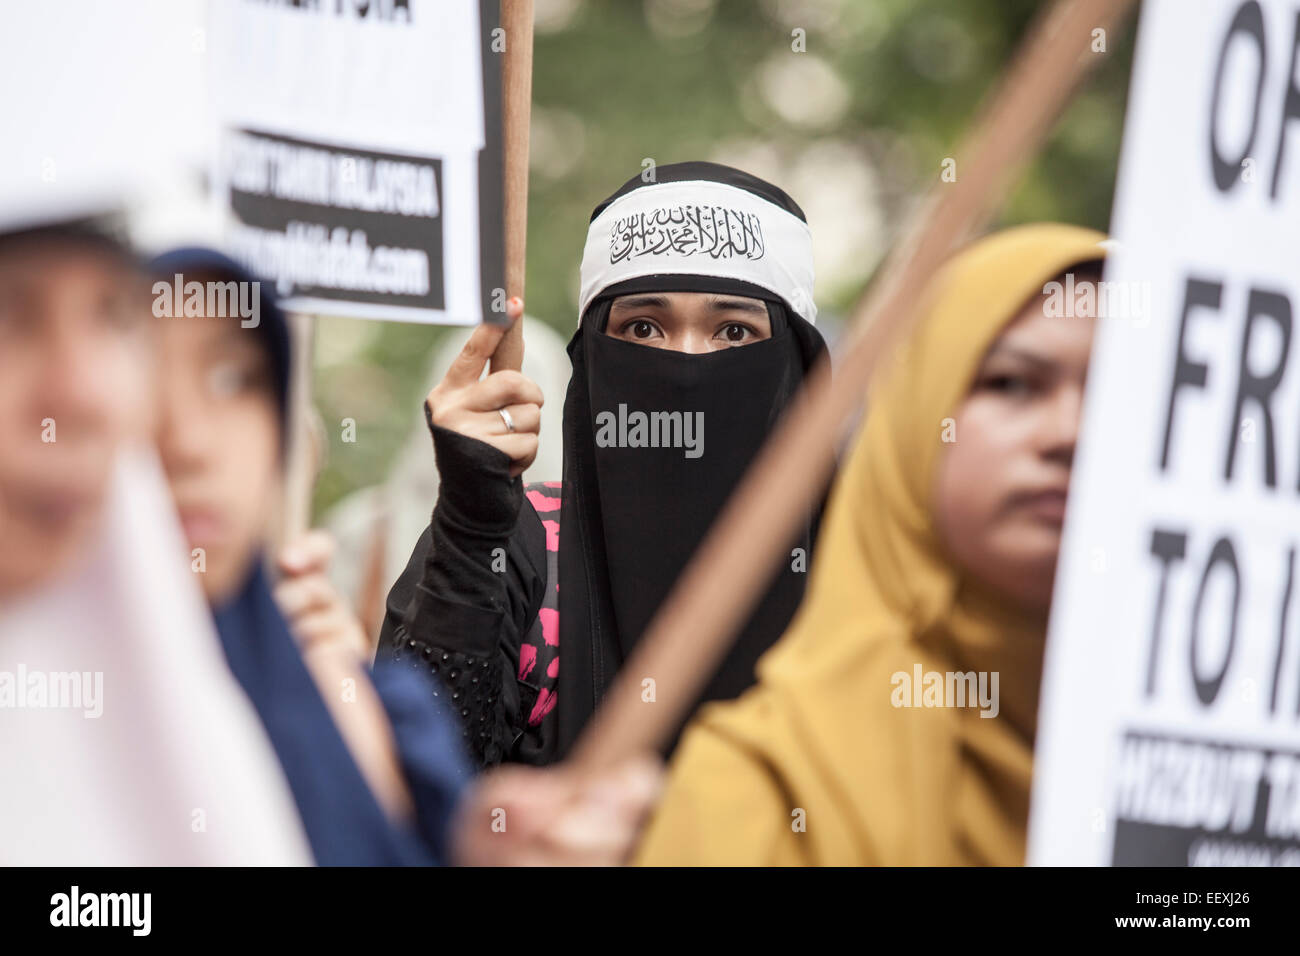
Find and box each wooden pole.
[277,310,317,551]
[569,0,1139,771]
[491,0,534,373]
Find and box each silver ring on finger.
[498,407,516,433]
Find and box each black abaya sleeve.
[376,425,548,768]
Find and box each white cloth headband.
[578,179,817,325]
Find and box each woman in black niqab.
[381,162,829,765]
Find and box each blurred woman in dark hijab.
[151,247,659,865]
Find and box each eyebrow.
[706,296,768,315]
[979,344,1057,372]
[609,294,671,312]
[197,321,263,355]
[609,294,768,315]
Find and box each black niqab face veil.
[554,162,828,756]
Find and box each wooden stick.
[491,0,534,373]
[569,0,1138,771]
[276,310,317,551]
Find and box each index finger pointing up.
[444,321,510,388]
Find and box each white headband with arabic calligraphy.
[577,178,817,326]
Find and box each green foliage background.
[311,0,1135,518]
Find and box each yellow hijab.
[635,223,1108,866]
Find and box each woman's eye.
[207,361,261,399]
[982,373,1035,397]
[629,320,656,339]
[721,323,750,343]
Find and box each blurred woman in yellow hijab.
[635,223,1108,866]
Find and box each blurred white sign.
[1030,0,1300,866]
[0,0,210,236]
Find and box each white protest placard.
[0,0,209,235]
[209,0,503,325]
[1030,0,1300,866]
